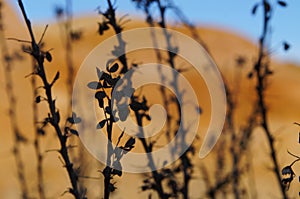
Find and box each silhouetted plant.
[130,94,171,198]
[281,122,300,192]
[87,63,136,199]
[131,1,198,198]
[16,1,86,198]
[206,1,292,198]
[206,76,258,198]
[24,24,49,199]
[97,0,130,74]
[94,2,145,198]
[97,1,171,198]
[250,0,289,198]
[0,1,29,198]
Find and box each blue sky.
[9,0,300,64]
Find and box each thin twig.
[293,122,300,127]
[6,37,31,43]
[38,24,49,46]
[287,150,300,159]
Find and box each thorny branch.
[17,1,83,198]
